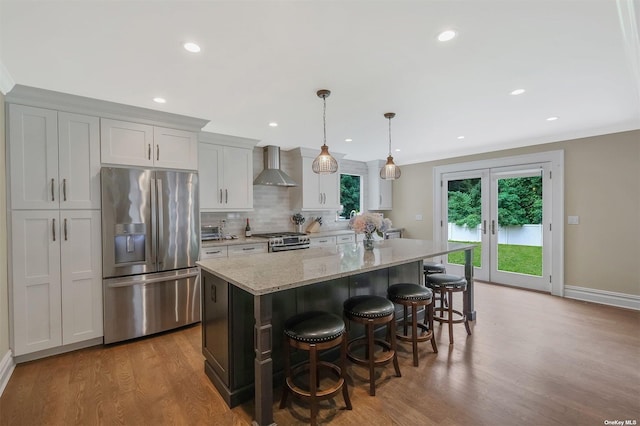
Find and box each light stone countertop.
[197,238,474,296]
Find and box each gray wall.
[388,130,640,296]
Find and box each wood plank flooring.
[1,282,639,425]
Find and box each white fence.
[448,223,542,246]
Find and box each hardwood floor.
[2,282,639,425]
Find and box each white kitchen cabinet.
[200,245,228,259]
[101,118,198,170]
[290,148,345,211]
[227,243,268,257]
[336,234,356,244]
[8,105,101,210]
[367,160,393,211]
[198,132,257,211]
[309,235,337,248]
[11,210,102,356]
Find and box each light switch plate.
[568,215,579,225]
[415,214,423,221]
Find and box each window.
[339,174,362,219]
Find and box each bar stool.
[423,261,447,275]
[387,283,438,366]
[425,273,472,345]
[343,295,401,396]
[279,311,352,425]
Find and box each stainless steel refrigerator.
[101,167,200,344]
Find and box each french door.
[440,163,552,292]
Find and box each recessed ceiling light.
[546,116,559,121]
[345,138,353,142]
[268,122,278,127]
[437,30,457,42]
[153,97,166,104]
[394,148,401,152]
[183,42,201,53]
[457,136,465,140]
[510,89,526,95]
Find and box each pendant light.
[380,112,401,180]
[312,89,338,174]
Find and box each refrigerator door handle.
[157,178,164,267]
[150,177,157,263]
[104,268,200,288]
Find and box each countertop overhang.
[197,239,474,296]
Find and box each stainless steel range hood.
[253,145,298,187]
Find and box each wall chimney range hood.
[253,145,298,187]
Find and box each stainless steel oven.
[252,232,310,252]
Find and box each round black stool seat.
[284,311,345,343]
[343,295,401,396]
[280,311,351,425]
[423,261,447,275]
[425,273,471,345]
[387,283,438,366]
[343,295,395,319]
[427,273,467,289]
[388,283,433,301]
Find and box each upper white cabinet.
[290,148,345,211]
[367,160,393,211]
[9,105,101,210]
[198,132,258,211]
[101,119,198,170]
[11,209,102,356]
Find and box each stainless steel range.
[252,232,310,252]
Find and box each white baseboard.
[0,350,15,397]
[564,285,640,310]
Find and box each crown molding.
[0,61,16,95]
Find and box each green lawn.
[447,241,542,276]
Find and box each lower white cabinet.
[11,210,102,356]
[227,243,268,257]
[336,234,356,244]
[309,236,337,248]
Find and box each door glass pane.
[496,175,543,276]
[446,178,482,267]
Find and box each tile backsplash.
[201,148,369,236]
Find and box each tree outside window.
[340,174,361,218]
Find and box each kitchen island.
[197,238,475,426]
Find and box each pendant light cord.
[388,116,392,155]
[323,95,327,147]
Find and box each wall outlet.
[415,214,423,221]
[568,215,579,225]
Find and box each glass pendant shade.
[380,155,401,179]
[312,144,339,174]
[380,112,400,180]
[313,89,338,174]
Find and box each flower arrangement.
[349,212,392,240]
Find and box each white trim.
[0,60,16,95]
[0,350,15,397]
[565,285,640,311]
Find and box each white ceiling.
[2,0,639,165]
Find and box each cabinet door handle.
[206,250,222,255]
[52,218,56,242]
[156,145,160,161]
[211,284,217,302]
[64,218,68,241]
[225,189,228,204]
[380,194,382,205]
[242,247,255,251]
[319,193,322,204]
[63,178,67,202]
[51,178,55,201]
[219,189,223,204]
[148,143,151,160]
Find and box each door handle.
[51,178,55,201]
[148,143,151,160]
[211,284,216,302]
[491,220,496,235]
[225,189,228,204]
[64,218,68,241]
[156,145,160,161]
[242,247,255,251]
[63,178,67,201]
[482,220,487,235]
[219,189,223,204]
[52,218,56,241]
